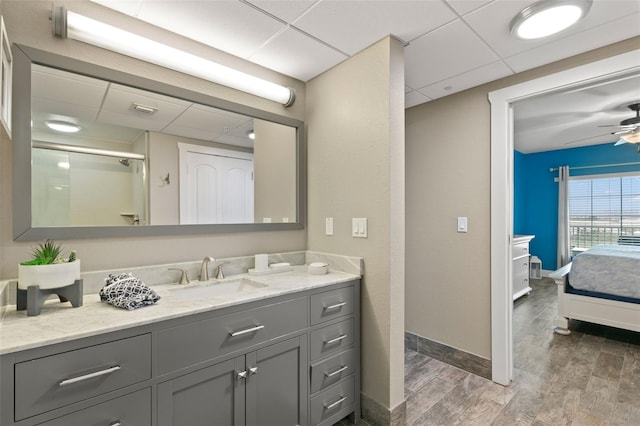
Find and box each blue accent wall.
[514,142,640,271]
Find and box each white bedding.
[569,244,640,300]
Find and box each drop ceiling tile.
[505,13,640,73]
[98,84,191,131]
[445,0,494,16]
[248,27,348,82]
[416,61,513,101]
[32,65,108,109]
[163,104,250,141]
[464,0,640,58]
[90,0,143,16]
[131,0,286,58]
[405,90,431,109]
[293,0,457,55]
[405,19,499,89]
[245,0,318,23]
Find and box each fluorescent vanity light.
[52,7,295,107]
[45,120,81,133]
[510,0,592,40]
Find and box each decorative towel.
[99,272,160,310]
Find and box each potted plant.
[18,240,80,290]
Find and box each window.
[569,173,640,250]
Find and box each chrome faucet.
[200,256,215,281]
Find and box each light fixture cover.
[52,7,295,107]
[510,0,592,40]
[621,130,640,144]
[45,120,81,133]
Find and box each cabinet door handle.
[324,334,347,345]
[325,365,348,378]
[249,366,258,375]
[58,365,121,387]
[229,324,265,337]
[324,301,346,311]
[324,396,347,410]
[110,422,122,426]
[237,370,248,380]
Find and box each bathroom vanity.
[0,269,360,426]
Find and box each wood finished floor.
[404,278,640,425]
[335,278,640,425]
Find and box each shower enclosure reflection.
[31,146,146,226]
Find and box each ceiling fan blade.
[614,138,629,146]
[613,129,633,135]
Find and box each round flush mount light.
[45,120,81,133]
[247,130,255,140]
[510,0,592,40]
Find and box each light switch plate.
[325,218,334,236]
[352,218,368,238]
[457,216,468,233]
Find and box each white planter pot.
[18,260,81,290]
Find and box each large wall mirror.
[12,45,305,240]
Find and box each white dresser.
[512,235,535,300]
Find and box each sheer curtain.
[557,166,570,267]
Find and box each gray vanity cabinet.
[0,279,360,426]
[157,335,308,426]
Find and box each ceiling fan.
[599,103,640,148]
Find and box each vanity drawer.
[310,318,354,362]
[310,348,355,394]
[310,377,355,426]
[157,296,308,374]
[512,242,529,259]
[38,388,151,426]
[310,286,354,326]
[15,334,151,421]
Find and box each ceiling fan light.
[510,0,592,40]
[621,131,640,144]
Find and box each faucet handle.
[216,263,226,280]
[169,268,190,284]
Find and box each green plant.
[20,240,76,266]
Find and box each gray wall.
[405,36,640,360]
[0,0,306,276]
[306,37,406,412]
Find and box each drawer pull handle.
[324,396,347,410]
[249,366,258,375]
[110,422,122,426]
[238,370,248,379]
[229,324,265,337]
[324,301,346,311]
[59,365,121,387]
[325,365,348,378]
[324,334,347,345]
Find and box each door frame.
[489,48,640,386]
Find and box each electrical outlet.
[325,218,334,235]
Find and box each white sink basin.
[170,278,268,299]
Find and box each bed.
[550,244,640,335]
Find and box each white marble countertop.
[0,266,360,355]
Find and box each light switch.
[352,218,368,238]
[325,218,334,236]
[457,216,468,233]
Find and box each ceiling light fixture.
[621,130,640,144]
[45,120,81,133]
[51,7,295,107]
[510,0,592,40]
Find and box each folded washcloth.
[99,272,160,310]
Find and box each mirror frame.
[12,44,306,241]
